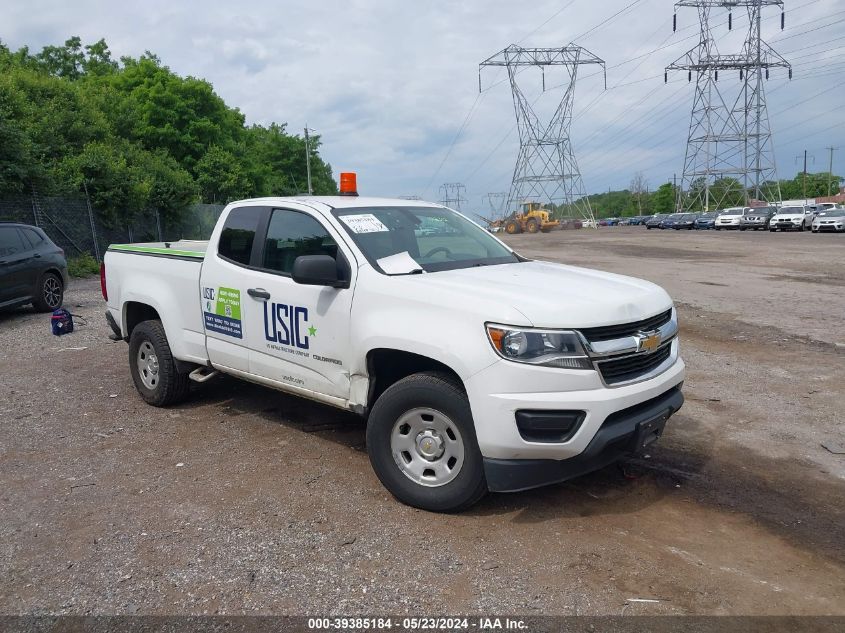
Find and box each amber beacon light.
[339,172,358,196]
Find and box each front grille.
[579,309,672,343]
[597,344,673,385]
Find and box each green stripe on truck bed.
[109,244,205,259]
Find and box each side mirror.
[291,255,347,288]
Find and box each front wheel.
[33,272,64,312]
[366,372,487,512]
[128,320,190,406]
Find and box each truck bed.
[105,240,210,366]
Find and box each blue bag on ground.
[51,308,74,336]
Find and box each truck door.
[244,206,356,400]
[198,206,268,373]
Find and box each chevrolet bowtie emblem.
[637,331,661,352]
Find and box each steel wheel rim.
[137,341,160,390]
[390,407,465,488]
[44,277,61,308]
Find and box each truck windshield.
[332,206,519,274]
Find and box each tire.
[798,223,804,232]
[739,227,746,231]
[770,228,776,232]
[33,272,64,312]
[504,220,522,235]
[366,372,487,512]
[526,218,540,233]
[128,320,190,407]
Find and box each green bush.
[67,252,100,277]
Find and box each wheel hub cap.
[416,429,445,461]
[390,408,465,488]
[137,341,160,389]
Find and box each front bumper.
[464,340,685,461]
[484,385,684,492]
[814,223,844,232]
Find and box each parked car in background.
[694,211,718,229]
[630,215,649,225]
[714,207,746,230]
[770,206,814,231]
[814,202,839,213]
[646,214,669,229]
[582,219,597,229]
[739,207,776,231]
[0,222,68,312]
[659,213,685,229]
[811,208,845,233]
[671,213,698,229]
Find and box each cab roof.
[229,196,444,210]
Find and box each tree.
[629,172,649,215]
[0,35,338,222]
[195,146,250,203]
[651,182,677,213]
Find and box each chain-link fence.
[0,194,225,261]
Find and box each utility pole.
[802,149,807,201]
[795,151,814,201]
[826,146,837,196]
[304,125,313,195]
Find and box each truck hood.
[417,260,672,328]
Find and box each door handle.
[247,288,271,300]
[33,253,41,258]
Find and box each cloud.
[5,0,843,205]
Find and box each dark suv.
[0,223,68,312]
[739,207,776,231]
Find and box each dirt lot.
[1,228,843,616]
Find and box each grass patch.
[67,253,100,278]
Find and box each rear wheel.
[128,320,190,406]
[33,272,64,312]
[366,372,487,512]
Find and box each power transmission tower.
[479,44,605,225]
[439,183,467,210]
[485,192,508,219]
[666,1,791,211]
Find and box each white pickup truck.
[102,185,684,511]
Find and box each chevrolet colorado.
[102,185,684,511]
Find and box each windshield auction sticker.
[339,213,388,233]
[202,286,242,339]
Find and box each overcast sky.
[5,0,843,210]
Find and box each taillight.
[100,262,108,301]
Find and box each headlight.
[486,324,593,369]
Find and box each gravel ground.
[0,229,843,616]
